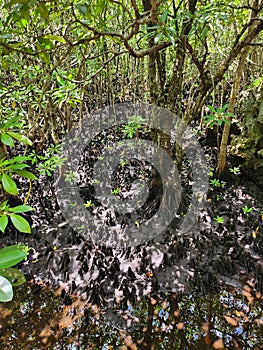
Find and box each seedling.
[64,171,77,184]
[214,215,224,224]
[84,200,94,208]
[112,188,120,195]
[210,179,226,188]
[242,206,253,214]
[204,104,234,128]
[229,166,240,175]
[120,159,129,167]
[122,115,145,138]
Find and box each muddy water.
[0,282,262,350]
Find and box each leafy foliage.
[0,244,29,302]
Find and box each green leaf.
[0,244,27,254]
[0,245,28,268]
[9,205,33,213]
[161,9,168,23]
[0,275,13,302]
[14,169,38,180]
[0,215,8,233]
[2,173,18,195]
[94,0,106,16]
[2,116,20,129]
[6,163,29,170]
[0,200,9,211]
[10,213,31,233]
[42,35,66,43]
[0,267,26,286]
[0,133,14,146]
[39,51,50,64]
[37,3,49,20]
[3,156,31,164]
[7,132,32,146]
[75,4,87,16]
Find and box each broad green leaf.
[2,173,18,195]
[37,3,49,20]
[42,35,66,43]
[6,163,29,170]
[14,169,38,180]
[37,37,53,49]
[161,9,168,23]
[0,275,13,302]
[0,245,28,268]
[39,51,50,64]
[10,214,31,233]
[2,155,31,164]
[9,205,33,213]
[0,215,8,233]
[0,200,9,210]
[94,0,106,16]
[207,105,216,113]
[0,133,14,146]
[7,132,32,146]
[0,267,26,286]
[75,4,87,16]
[2,116,20,129]
[0,244,27,254]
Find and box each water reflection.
[0,282,262,349]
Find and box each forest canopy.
[0,0,263,171]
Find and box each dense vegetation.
[1,0,263,168]
[0,1,263,348]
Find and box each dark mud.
[0,128,263,349]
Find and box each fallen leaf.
[213,338,225,349]
[224,315,238,327]
[176,322,184,330]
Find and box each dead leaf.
[213,338,225,349]
[224,315,238,327]
[176,322,184,330]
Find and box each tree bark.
[216,0,261,176]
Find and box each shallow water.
[0,282,262,349]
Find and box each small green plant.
[120,159,129,167]
[122,115,145,138]
[0,244,29,302]
[112,188,120,195]
[84,200,93,208]
[210,179,226,188]
[92,179,100,185]
[29,144,66,177]
[242,205,253,215]
[214,215,224,224]
[64,171,77,184]
[204,104,234,128]
[229,166,240,175]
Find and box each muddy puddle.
[0,281,262,349]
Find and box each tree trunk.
[216,0,260,176]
